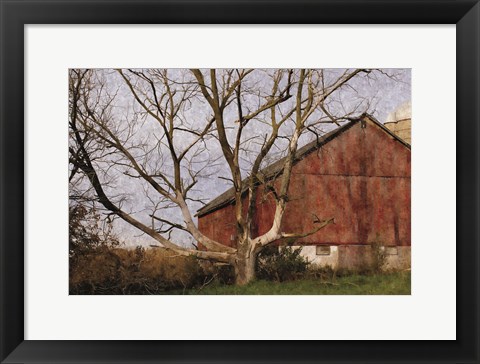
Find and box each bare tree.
[69,68,392,285]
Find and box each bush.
[69,203,217,294]
[69,203,121,282]
[370,241,387,274]
[256,245,310,282]
[69,246,209,294]
[199,261,235,286]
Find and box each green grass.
[172,271,411,295]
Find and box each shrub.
[370,241,387,274]
[197,260,235,286]
[256,245,310,282]
[69,246,208,294]
[69,203,121,283]
[68,203,213,294]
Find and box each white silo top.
[385,101,411,123]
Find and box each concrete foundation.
[295,244,411,272]
[384,246,411,270]
[296,245,340,269]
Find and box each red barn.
[197,114,411,271]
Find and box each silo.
[384,101,411,144]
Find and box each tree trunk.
[234,249,256,285]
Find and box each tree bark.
[234,254,256,286]
[234,241,257,285]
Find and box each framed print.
[1,0,479,363]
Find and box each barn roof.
[196,114,410,217]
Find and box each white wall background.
[25,25,456,340]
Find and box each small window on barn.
[316,246,331,256]
[385,246,398,255]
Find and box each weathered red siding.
[198,118,411,248]
[198,202,237,247]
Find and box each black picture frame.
[1,1,478,363]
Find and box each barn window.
[316,246,331,255]
[385,246,398,255]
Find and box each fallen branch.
[196,273,218,293]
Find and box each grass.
[170,271,411,295]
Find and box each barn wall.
[198,118,411,252]
[255,119,411,246]
[197,202,237,248]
